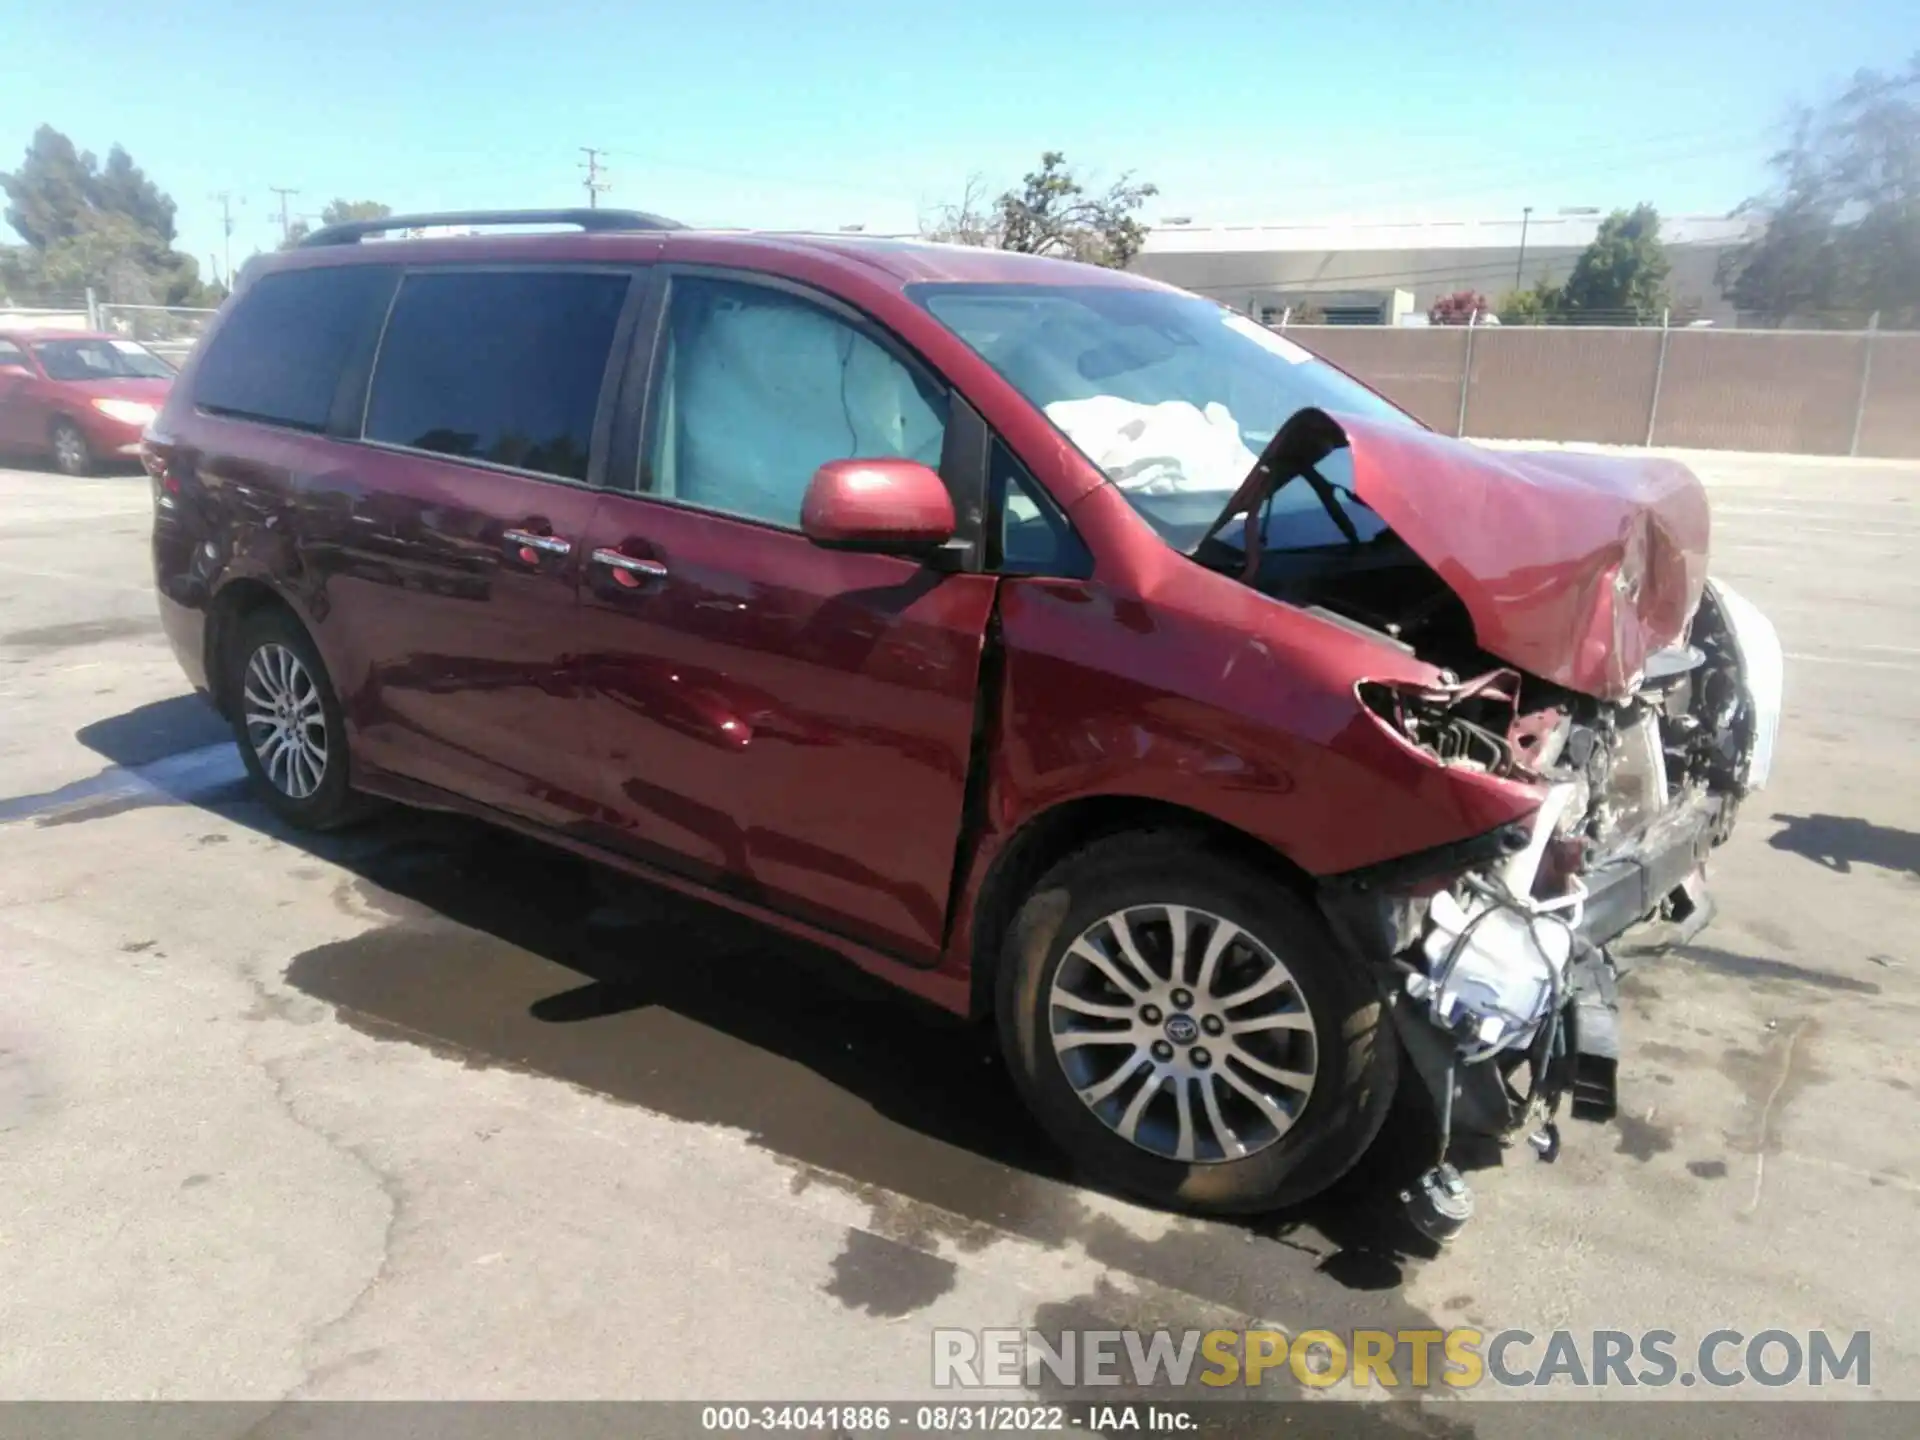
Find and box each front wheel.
[50,419,92,476]
[228,606,368,830]
[996,833,1397,1215]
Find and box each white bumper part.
[1708,577,1783,792]
[1410,888,1574,1054]
[1406,782,1581,1057]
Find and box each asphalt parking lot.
[2,451,1917,1423]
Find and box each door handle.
[592,549,669,586]
[504,528,572,557]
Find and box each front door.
[317,264,641,828]
[574,271,997,961]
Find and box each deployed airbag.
[1044,396,1257,495]
[670,289,945,522]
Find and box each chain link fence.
[1288,320,1918,458]
[0,301,219,368]
[97,303,220,366]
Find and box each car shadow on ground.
[0,452,147,478]
[69,694,1468,1312]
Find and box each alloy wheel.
[1048,904,1318,1163]
[52,424,87,475]
[242,642,329,800]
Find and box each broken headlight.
[1405,782,1586,1057]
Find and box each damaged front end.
[1223,415,1790,1237]
[1319,579,1782,1238]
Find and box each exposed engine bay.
[1197,407,1786,1240]
[1330,572,1773,1181]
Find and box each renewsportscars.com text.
[932,1327,1872,1391]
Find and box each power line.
[579,147,610,209]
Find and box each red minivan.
[0,330,175,474]
[147,210,1783,1228]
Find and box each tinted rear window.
[363,269,630,482]
[193,265,394,431]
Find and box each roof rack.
[298,208,684,247]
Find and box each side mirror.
[800,459,958,559]
[0,363,29,377]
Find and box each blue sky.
[3,0,1910,285]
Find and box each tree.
[1560,204,1671,322]
[32,212,165,304]
[1719,55,1919,326]
[923,152,1158,269]
[997,152,1157,268]
[1,126,217,306]
[1497,277,1564,325]
[281,199,392,249]
[1,125,92,249]
[322,199,392,225]
[920,175,1000,248]
[1428,289,1491,325]
[89,146,177,246]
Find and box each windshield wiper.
[1196,406,1357,579]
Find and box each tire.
[996,831,1397,1215]
[50,418,92,477]
[227,605,369,830]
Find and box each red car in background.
[0,330,175,475]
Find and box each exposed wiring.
[1429,872,1576,1068]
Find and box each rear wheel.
[996,832,1396,1215]
[228,606,368,830]
[49,419,92,476]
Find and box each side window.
[0,339,28,369]
[644,275,947,528]
[992,440,1092,577]
[365,269,629,483]
[193,265,394,431]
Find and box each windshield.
[34,338,175,382]
[911,282,1418,548]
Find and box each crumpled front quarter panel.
[986,564,1548,879]
[1340,417,1710,700]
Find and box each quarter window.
[643,276,948,528]
[365,269,630,483]
[992,440,1092,577]
[193,265,394,431]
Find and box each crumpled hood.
[1338,414,1710,701]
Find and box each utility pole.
[210,191,241,288]
[579,147,609,209]
[1514,206,1533,290]
[269,186,301,245]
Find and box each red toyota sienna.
[147,210,1783,1228]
